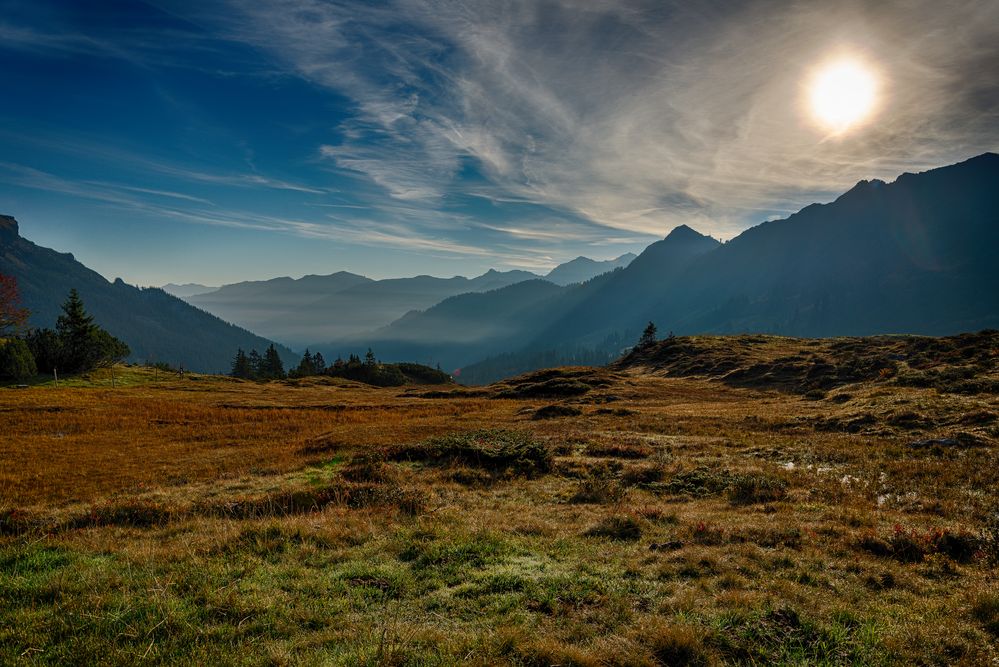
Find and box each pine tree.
[364,348,376,367]
[57,289,97,371]
[294,349,316,377]
[231,348,251,378]
[247,349,262,379]
[313,352,327,374]
[263,344,285,379]
[639,321,658,348]
[52,289,128,372]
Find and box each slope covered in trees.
[0,216,296,373]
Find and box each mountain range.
[0,216,296,373]
[315,153,999,380]
[3,154,996,382]
[180,254,635,346]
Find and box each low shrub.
[495,377,593,399]
[691,521,726,545]
[621,463,667,487]
[653,467,733,498]
[584,441,653,459]
[583,515,642,541]
[728,473,789,505]
[69,500,173,529]
[858,525,982,563]
[340,455,394,483]
[569,465,626,504]
[387,429,552,477]
[532,404,583,420]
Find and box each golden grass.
[1,349,997,664]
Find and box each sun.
[808,58,878,134]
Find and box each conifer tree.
[53,289,129,372]
[639,321,658,348]
[57,289,97,371]
[231,348,251,378]
[295,349,316,377]
[247,349,262,379]
[313,351,326,374]
[263,343,285,379]
[364,347,376,367]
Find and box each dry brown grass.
[1,341,997,664]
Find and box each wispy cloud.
[187,0,998,240]
[3,0,997,281]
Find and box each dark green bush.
[0,338,36,380]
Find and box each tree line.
[230,345,377,382]
[0,275,130,381]
[230,346,450,387]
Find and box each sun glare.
[808,58,878,134]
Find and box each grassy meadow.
[1,335,998,665]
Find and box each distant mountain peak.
[664,224,708,241]
[544,252,637,286]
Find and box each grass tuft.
[387,429,552,477]
[583,515,643,541]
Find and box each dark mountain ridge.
[0,216,296,373]
[649,153,999,336]
[321,153,998,382]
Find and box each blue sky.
[1,0,996,286]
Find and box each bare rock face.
[0,215,18,241]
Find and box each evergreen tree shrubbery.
[0,338,36,380]
[639,321,658,348]
[247,350,263,377]
[25,329,60,374]
[26,290,129,375]
[292,349,316,377]
[231,345,285,380]
[262,344,285,379]
[229,344,446,388]
[231,348,252,379]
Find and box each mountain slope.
[532,225,721,346]
[366,153,998,382]
[651,152,999,336]
[161,283,217,298]
[545,252,636,285]
[188,268,540,346]
[316,279,578,370]
[0,216,296,373]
